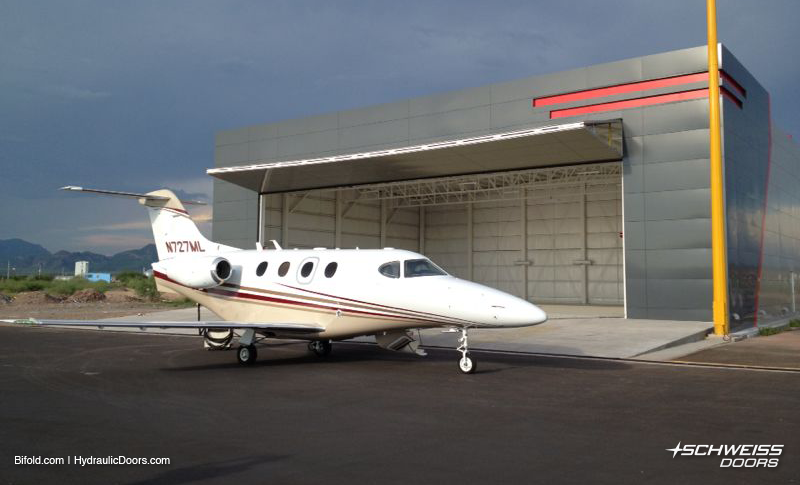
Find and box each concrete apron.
[70,305,712,360]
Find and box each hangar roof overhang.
[207,119,623,194]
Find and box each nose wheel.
[456,328,476,374]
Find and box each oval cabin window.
[278,262,290,277]
[324,262,338,278]
[300,261,314,278]
[256,261,268,276]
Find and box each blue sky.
[1,0,798,254]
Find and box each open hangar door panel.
[258,163,622,307]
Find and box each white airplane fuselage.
[154,248,548,340]
[37,186,547,372]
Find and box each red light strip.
[720,87,743,108]
[720,71,746,98]
[534,70,746,109]
[549,87,742,119]
[533,72,709,107]
[550,89,708,119]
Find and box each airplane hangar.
[208,45,800,333]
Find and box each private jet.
[3,187,547,373]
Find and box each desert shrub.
[124,275,159,300]
[45,278,97,296]
[0,278,47,294]
[758,326,783,337]
[115,271,147,283]
[0,275,119,296]
[30,274,55,282]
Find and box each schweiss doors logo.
[666,442,783,467]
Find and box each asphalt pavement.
[1,325,798,485]
[681,330,800,369]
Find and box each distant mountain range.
[0,239,158,275]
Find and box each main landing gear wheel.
[237,345,257,365]
[308,340,332,357]
[456,328,477,374]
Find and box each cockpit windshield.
[404,259,447,278]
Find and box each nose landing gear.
[457,327,476,374]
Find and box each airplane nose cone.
[491,299,547,327]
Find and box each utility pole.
[6,261,9,280]
[707,0,729,335]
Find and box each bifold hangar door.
[257,162,623,306]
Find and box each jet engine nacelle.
[162,255,233,289]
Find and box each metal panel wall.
[759,127,800,324]
[258,189,419,253]
[527,183,623,305]
[423,205,469,280]
[586,185,625,304]
[718,46,772,330]
[473,200,523,298]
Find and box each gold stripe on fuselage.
[226,283,464,324]
[157,278,450,339]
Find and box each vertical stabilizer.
[140,190,232,260]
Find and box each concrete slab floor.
[20,305,711,360]
[417,317,711,358]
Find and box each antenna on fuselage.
[270,240,282,250]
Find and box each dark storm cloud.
[0,0,797,253]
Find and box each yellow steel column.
[707,0,729,335]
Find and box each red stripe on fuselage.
[277,283,473,324]
[153,271,465,326]
[205,286,452,325]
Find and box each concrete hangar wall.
[209,45,800,332]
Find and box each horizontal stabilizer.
[60,186,206,205]
[2,319,324,334]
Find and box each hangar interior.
[259,162,622,306]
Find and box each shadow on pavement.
[126,455,289,485]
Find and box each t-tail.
[60,186,236,260]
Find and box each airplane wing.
[1,319,324,334]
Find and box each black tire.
[458,353,476,374]
[309,340,332,357]
[237,345,257,365]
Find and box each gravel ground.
[0,290,191,320]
